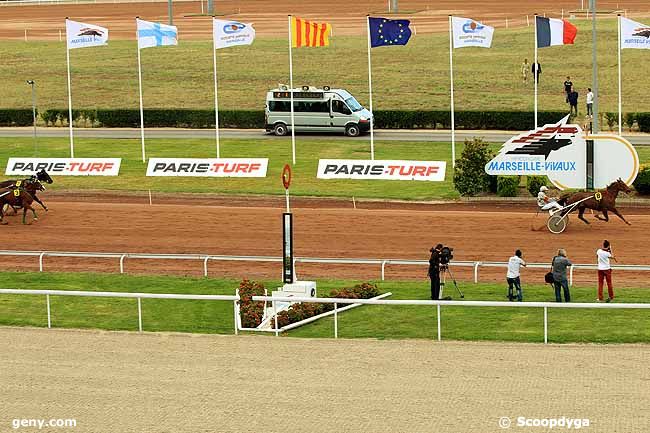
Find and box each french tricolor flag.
[536,16,578,48]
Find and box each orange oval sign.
[282,164,291,190]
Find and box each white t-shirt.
[507,256,526,278]
[586,92,594,104]
[537,191,547,207]
[597,248,612,270]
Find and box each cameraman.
[428,244,443,300]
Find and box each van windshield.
[345,97,363,112]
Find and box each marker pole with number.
[281,164,294,283]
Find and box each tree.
[453,138,495,196]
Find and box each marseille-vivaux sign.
[485,115,639,189]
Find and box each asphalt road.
[2,127,650,144]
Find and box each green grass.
[3,137,650,200]
[2,17,648,112]
[2,271,650,343]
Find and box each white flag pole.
[212,19,221,157]
[534,13,538,128]
[448,15,456,168]
[65,18,75,158]
[136,18,146,163]
[366,15,375,160]
[617,14,622,136]
[288,15,296,165]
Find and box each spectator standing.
[506,249,527,301]
[568,90,579,116]
[596,240,617,302]
[532,62,542,83]
[521,59,529,83]
[551,249,572,302]
[563,76,573,103]
[586,88,594,117]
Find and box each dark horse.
[557,178,632,225]
[0,169,53,213]
[0,186,39,225]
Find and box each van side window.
[332,100,352,115]
[269,101,290,112]
[295,101,329,113]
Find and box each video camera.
[440,246,454,265]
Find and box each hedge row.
[0,108,609,130]
[0,109,35,127]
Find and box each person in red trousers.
[596,240,617,302]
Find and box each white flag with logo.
[213,19,256,49]
[620,17,650,49]
[66,19,109,50]
[137,19,178,49]
[451,16,494,48]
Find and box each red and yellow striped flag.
[291,16,332,47]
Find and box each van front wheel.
[273,123,288,136]
[345,124,360,137]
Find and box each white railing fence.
[253,295,650,344]
[0,288,239,334]
[2,288,647,344]
[1,249,650,286]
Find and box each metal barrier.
[1,249,650,286]
[0,289,239,334]
[253,295,650,344]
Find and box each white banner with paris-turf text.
[146,158,268,177]
[5,158,121,176]
[317,159,446,181]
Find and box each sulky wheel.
[547,214,568,234]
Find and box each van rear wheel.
[345,124,360,137]
[273,123,288,136]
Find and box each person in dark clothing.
[551,249,573,302]
[428,244,443,300]
[532,62,542,83]
[568,90,579,116]
[563,76,573,103]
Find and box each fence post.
[203,257,210,277]
[119,254,126,274]
[474,262,480,283]
[544,307,548,344]
[46,294,51,329]
[273,300,279,337]
[570,266,575,286]
[233,300,239,335]
[137,297,143,332]
[39,252,45,272]
[437,304,441,341]
[381,260,387,281]
[334,302,338,339]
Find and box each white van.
[265,86,373,137]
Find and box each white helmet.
[540,186,549,192]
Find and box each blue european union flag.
[369,17,412,48]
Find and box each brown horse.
[0,169,52,213]
[558,178,632,225]
[0,187,38,225]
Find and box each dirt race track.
[2,327,650,433]
[2,195,650,287]
[2,0,650,40]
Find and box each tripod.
[439,263,464,299]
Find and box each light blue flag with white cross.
[137,18,178,49]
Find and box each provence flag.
[137,19,178,49]
[369,17,412,47]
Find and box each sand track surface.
[1,327,649,433]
